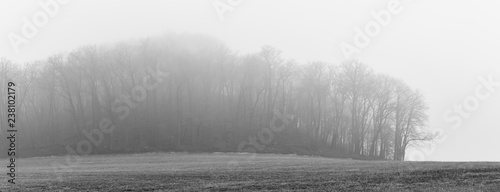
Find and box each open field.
[1,153,500,191]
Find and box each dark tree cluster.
[0,33,434,160]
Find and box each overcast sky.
[1,0,499,161]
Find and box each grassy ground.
[1,152,500,191]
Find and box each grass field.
[1,153,500,191]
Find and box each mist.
[1,0,500,190]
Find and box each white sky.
[1,0,499,161]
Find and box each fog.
[1,0,500,161]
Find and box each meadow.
[1,153,500,191]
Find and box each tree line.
[0,33,434,160]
